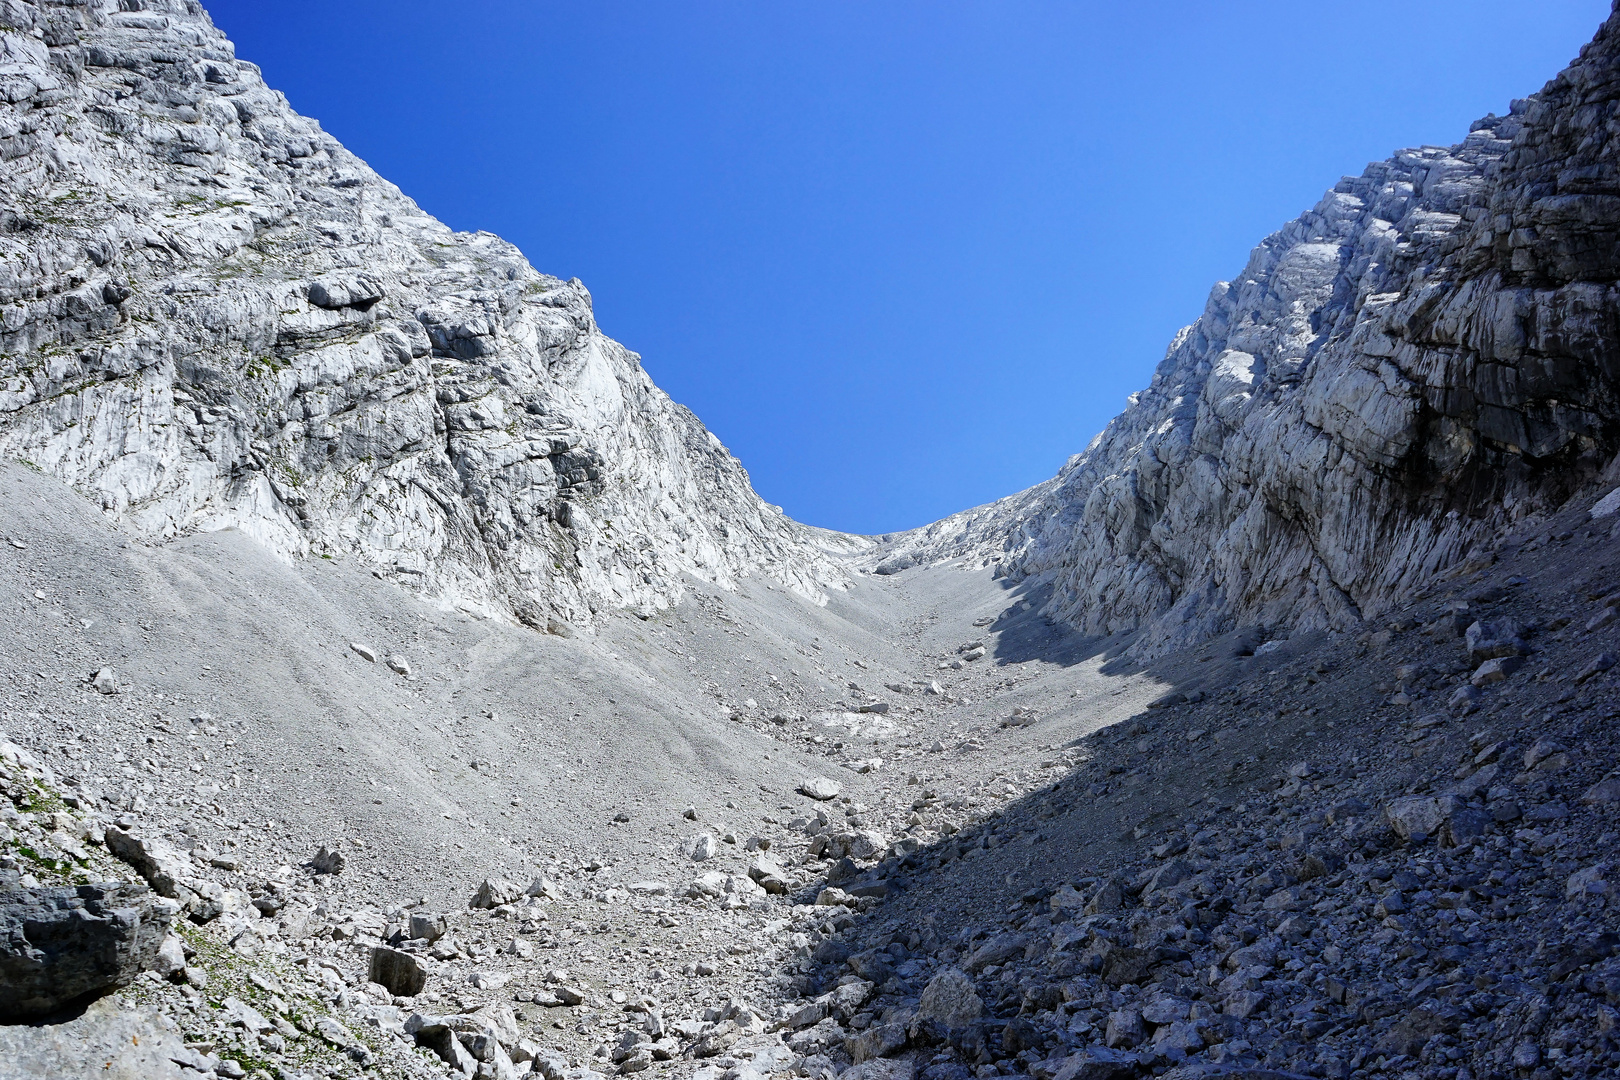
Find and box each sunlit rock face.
[0,0,856,628]
[881,8,1620,656]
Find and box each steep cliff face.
[0,0,852,628]
[880,6,1620,656]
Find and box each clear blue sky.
[206,1,1609,536]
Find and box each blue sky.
[207,1,1609,535]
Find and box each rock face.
[878,6,1620,656]
[0,878,171,1020]
[0,0,852,632]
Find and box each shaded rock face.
[0,879,170,1020]
[0,0,852,631]
[881,5,1620,656]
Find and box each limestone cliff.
[0,0,853,629]
[880,5,1620,656]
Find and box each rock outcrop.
[0,0,853,631]
[880,5,1620,656]
[0,877,170,1020]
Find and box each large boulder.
[369,946,428,997]
[103,827,197,910]
[916,967,983,1031]
[0,997,195,1079]
[0,878,171,1020]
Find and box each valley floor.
[3,461,1620,1080]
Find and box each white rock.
[798,777,841,801]
[682,834,719,862]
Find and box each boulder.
[0,880,170,1020]
[369,946,428,996]
[916,967,983,1031]
[799,777,842,801]
[469,878,522,909]
[409,912,447,942]
[310,845,346,875]
[1464,619,1530,662]
[1052,1047,1140,1080]
[103,827,195,907]
[963,932,1028,972]
[1384,796,1446,842]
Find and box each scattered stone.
[103,828,195,906]
[1471,655,1523,685]
[682,834,719,861]
[916,966,982,1030]
[799,777,842,801]
[310,845,346,875]
[349,642,377,662]
[1576,651,1617,683]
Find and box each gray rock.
[1384,796,1445,841]
[916,966,983,1030]
[1471,655,1524,685]
[1464,619,1530,663]
[682,833,720,861]
[409,911,448,942]
[1104,1007,1145,1049]
[1052,1047,1139,1080]
[1086,877,1125,914]
[102,828,195,907]
[0,997,193,1079]
[0,881,170,1020]
[369,946,428,996]
[963,931,1028,972]
[1576,652,1617,683]
[310,845,346,875]
[799,777,842,801]
[746,856,788,894]
[469,878,522,909]
[1582,777,1620,805]
[842,1059,917,1080]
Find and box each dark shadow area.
[761,539,1620,1080]
[1,986,103,1027]
[977,578,1139,674]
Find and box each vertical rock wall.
[881,5,1620,656]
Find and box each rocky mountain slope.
[0,0,853,633]
[877,7,1620,658]
[5,3,1620,1080]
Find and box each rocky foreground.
[4,481,1620,1080]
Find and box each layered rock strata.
[0,0,850,630]
[882,6,1620,656]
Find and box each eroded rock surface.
[0,877,169,1019]
[880,7,1620,657]
[0,0,853,634]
